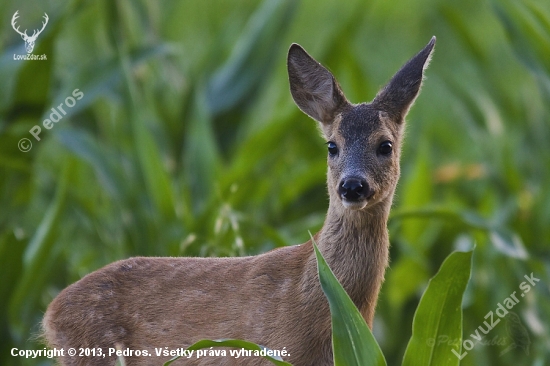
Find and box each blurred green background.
[1,0,549,365]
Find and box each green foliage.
[1,0,549,365]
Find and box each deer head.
[288,37,435,212]
[11,11,49,54]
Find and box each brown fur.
[42,37,435,366]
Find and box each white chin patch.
[341,199,368,210]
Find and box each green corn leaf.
[8,161,72,340]
[182,90,222,213]
[117,44,177,221]
[398,145,433,250]
[402,250,473,366]
[0,231,25,356]
[44,44,172,122]
[56,128,127,200]
[391,206,528,259]
[205,0,296,115]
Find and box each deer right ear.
[287,44,348,124]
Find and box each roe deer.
[43,37,436,366]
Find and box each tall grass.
[0,0,548,365]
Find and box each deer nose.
[339,178,373,201]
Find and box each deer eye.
[327,141,338,156]
[378,141,393,155]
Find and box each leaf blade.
[402,250,473,366]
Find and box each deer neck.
[311,197,392,319]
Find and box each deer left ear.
[373,37,436,122]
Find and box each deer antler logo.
[11,11,49,54]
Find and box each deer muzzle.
[338,177,375,209]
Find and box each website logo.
[11,10,48,60]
